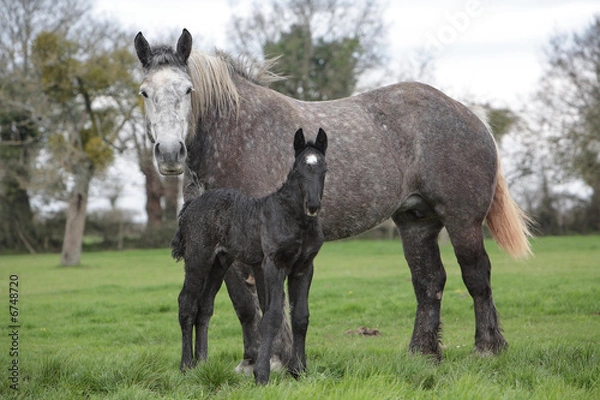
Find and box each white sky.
[89,0,599,220]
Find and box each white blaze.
[305,154,318,165]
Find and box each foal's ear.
[293,128,306,155]
[134,32,152,68]
[315,128,328,155]
[176,28,193,63]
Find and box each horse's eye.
[186,87,194,95]
[139,90,148,98]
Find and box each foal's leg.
[178,258,209,370]
[254,258,287,385]
[446,222,508,354]
[287,262,314,378]
[194,256,229,363]
[393,211,446,360]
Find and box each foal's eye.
[186,87,194,95]
[139,90,148,98]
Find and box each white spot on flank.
[305,154,318,165]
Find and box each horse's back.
[294,82,498,236]
[356,82,498,218]
[193,80,498,240]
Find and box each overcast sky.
[95,0,599,105]
[90,0,599,219]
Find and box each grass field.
[0,236,598,399]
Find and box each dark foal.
[172,128,327,384]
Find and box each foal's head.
[291,128,328,218]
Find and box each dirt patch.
[345,326,381,336]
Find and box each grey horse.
[134,29,531,370]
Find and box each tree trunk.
[60,165,92,266]
[588,180,600,232]
[0,175,38,253]
[140,152,164,232]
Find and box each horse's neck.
[187,78,290,194]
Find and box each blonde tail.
[486,162,533,258]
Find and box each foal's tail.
[486,162,533,258]
[171,201,191,262]
[171,228,185,261]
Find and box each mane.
[145,45,188,71]
[187,50,282,132]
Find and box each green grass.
[0,236,598,399]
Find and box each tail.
[171,200,192,261]
[470,106,533,258]
[171,228,185,261]
[485,154,533,259]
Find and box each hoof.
[474,340,508,356]
[234,359,254,376]
[180,360,197,373]
[234,356,284,376]
[409,343,443,362]
[269,355,284,372]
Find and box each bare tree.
[30,18,139,265]
[0,0,92,252]
[229,0,387,100]
[533,15,600,232]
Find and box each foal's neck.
[270,172,308,221]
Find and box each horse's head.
[292,128,328,218]
[134,29,193,175]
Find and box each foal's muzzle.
[305,201,321,217]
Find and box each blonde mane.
[187,50,281,132]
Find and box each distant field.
[0,236,598,399]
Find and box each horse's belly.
[319,176,403,241]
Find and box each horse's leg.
[224,261,262,373]
[393,207,446,360]
[254,258,286,385]
[445,222,508,354]
[194,255,229,363]
[286,261,314,378]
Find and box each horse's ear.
[294,128,306,155]
[176,28,193,63]
[315,128,328,155]
[134,32,152,68]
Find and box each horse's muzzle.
[155,140,186,175]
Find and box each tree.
[31,24,139,265]
[229,0,387,100]
[0,0,91,252]
[534,15,600,232]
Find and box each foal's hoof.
[288,366,306,380]
[180,360,197,373]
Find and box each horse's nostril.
[154,143,161,158]
[179,141,186,159]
